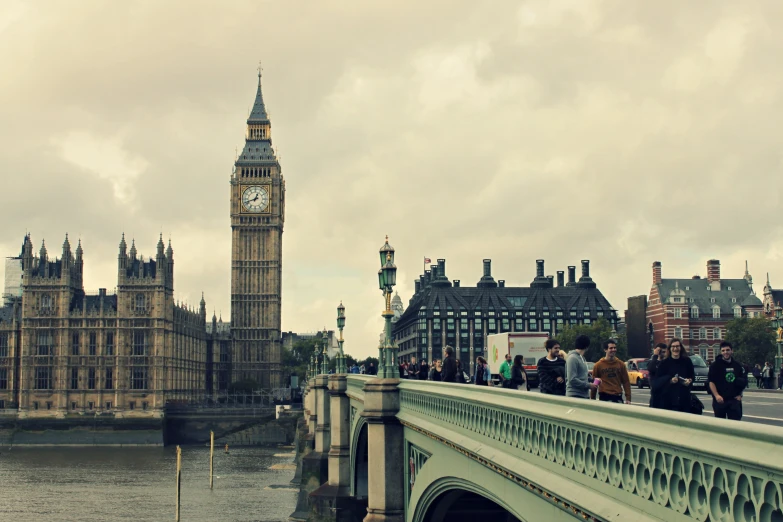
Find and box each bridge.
[291,374,783,522]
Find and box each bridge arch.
[413,477,522,522]
[350,416,369,500]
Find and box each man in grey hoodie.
[566,335,596,398]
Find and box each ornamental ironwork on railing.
[395,380,783,522]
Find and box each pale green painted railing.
[396,380,783,522]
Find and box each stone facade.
[0,234,217,417]
[230,72,285,389]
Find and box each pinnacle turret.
[166,239,173,259]
[62,234,71,255]
[75,239,83,259]
[157,233,165,256]
[119,233,127,254]
[39,239,47,260]
[129,239,137,260]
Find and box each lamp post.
[377,236,398,379]
[320,328,330,375]
[774,304,783,389]
[337,301,346,373]
[310,353,317,378]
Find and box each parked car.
[626,358,650,389]
[689,354,709,392]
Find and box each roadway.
[627,387,783,428]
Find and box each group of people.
[394,334,754,422]
[751,362,780,390]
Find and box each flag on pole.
[424,257,431,264]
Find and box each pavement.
[629,387,783,428]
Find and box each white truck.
[487,332,549,388]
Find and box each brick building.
[646,260,764,361]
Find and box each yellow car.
[625,358,650,389]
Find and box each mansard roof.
[396,280,615,325]
[657,278,758,313]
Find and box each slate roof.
[70,293,118,314]
[126,258,156,279]
[247,75,269,123]
[770,290,783,308]
[657,278,761,313]
[396,283,615,324]
[0,305,17,324]
[236,141,277,166]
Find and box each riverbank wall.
[0,410,301,447]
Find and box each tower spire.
[247,68,269,123]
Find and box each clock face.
[242,185,269,213]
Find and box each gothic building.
[392,258,618,372]
[229,72,285,388]
[0,234,214,416]
[646,260,764,361]
[762,274,783,317]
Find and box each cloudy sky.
[1,1,782,359]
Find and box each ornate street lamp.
[377,236,398,378]
[310,352,317,379]
[337,301,346,373]
[320,328,330,375]
[774,304,783,389]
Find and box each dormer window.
[710,298,715,303]
[731,298,736,303]
[674,297,682,303]
[685,286,690,291]
[691,306,699,318]
[727,286,732,291]
[712,306,720,319]
[733,306,741,318]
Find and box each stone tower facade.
[229,73,285,388]
[0,234,209,417]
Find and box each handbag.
[689,393,704,415]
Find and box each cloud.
[58,131,148,205]
[1,1,782,359]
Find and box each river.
[0,445,298,522]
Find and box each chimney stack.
[478,259,497,287]
[707,260,720,282]
[546,276,554,287]
[498,280,505,288]
[557,271,565,287]
[581,260,590,279]
[414,280,421,293]
[453,280,460,288]
[536,259,544,278]
[652,261,662,285]
[437,259,446,281]
[567,266,576,286]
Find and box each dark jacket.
[474,363,490,385]
[511,365,526,389]
[441,356,457,383]
[429,367,442,381]
[407,363,419,379]
[537,356,566,395]
[647,356,666,409]
[708,357,747,399]
[418,363,429,380]
[652,356,695,413]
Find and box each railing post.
[362,378,403,522]
[307,380,317,437]
[328,374,350,490]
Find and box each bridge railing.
[395,380,783,522]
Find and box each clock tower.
[229,72,285,388]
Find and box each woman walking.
[752,364,762,388]
[511,354,527,391]
[647,343,668,409]
[474,356,490,386]
[651,338,694,413]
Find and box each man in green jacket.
[499,353,512,388]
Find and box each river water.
[0,445,298,522]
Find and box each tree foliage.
[555,318,628,363]
[724,317,777,366]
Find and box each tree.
[555,318,628,362]
[724,317,776,366]
[282,338,323,379]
